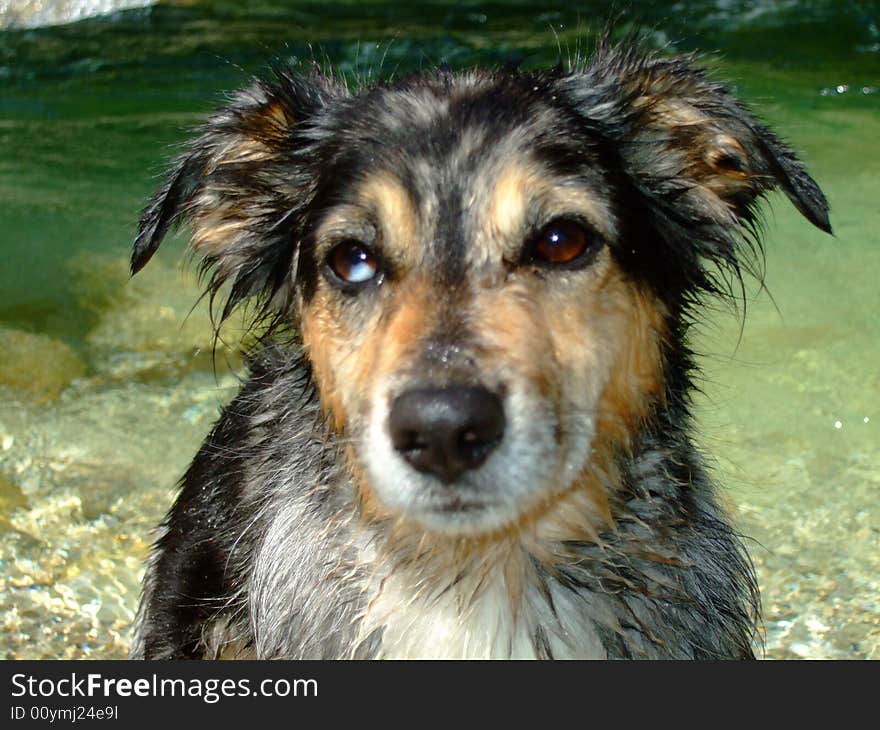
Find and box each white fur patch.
[354,558,608,659]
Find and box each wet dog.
[129,40,830,659]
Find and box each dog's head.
[133,44,829,538]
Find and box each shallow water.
[0,0,877,659]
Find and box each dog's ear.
[132,68,345,322]
[562,45,831,235]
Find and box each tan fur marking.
[300,304,349,433]
[487,164,531,241]
[358,173,419,251]
[636,95,755,203]
[349,278,434,397]
[480,161,615,267]
[192,208,248,256]
[200,101,294,180]
[473,284,559,402]
[592,273,667,454]
[246,99,295,151]
[220,137,274,165]
[638,94,708,127]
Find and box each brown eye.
[326,240,379,285]
[529,219,600,268]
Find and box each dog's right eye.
[525,218,602,269]
[325,240,380,287]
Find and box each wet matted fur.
[129,40,831,659]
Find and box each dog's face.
[132,47,830,538]
[298,81,665,534]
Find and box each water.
[0,1,155,29]
[1,0,877,659]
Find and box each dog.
[128,39,830,659]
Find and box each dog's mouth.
[433,492,499,515]
[361,381,594,536]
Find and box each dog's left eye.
[326,240,380,286]
[527,219,601,268]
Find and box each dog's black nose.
[389,386,505,484]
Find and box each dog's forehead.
[340,74,585,183]
[316,73,614,272]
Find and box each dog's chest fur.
[244,487,747,661]
[190,349,756,661]
[358,568,606,659]
[250,511,620,660]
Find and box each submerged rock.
[0,326,87,401]
[0,471,26,511]
[0,471,27,535]
[73,253,244,381]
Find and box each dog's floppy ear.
[563,44,831,235]
[132,67,345,322]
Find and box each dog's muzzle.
[388,386,505,484]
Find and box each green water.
[0,0,877,659]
